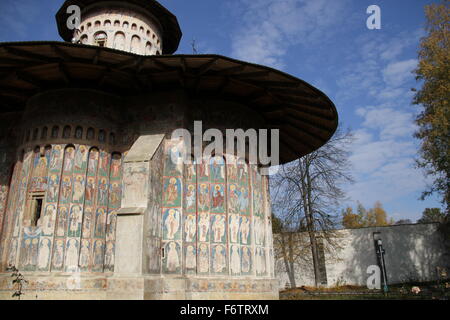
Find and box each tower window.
[94,32,108,47]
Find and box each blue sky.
[0,0,443,221]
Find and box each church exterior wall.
[0,88,279,299]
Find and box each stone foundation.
[0,273,279,300]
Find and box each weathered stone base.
[0,273,279,300]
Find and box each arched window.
[80,34,88,44]
[123,21,129,29]
[41,127,48,140]
[51,126,59,139]
[139,26,144,34]
[87,127,95,140]
[32,128,38,141]
[109,133,116,145]
[145,42,152,55]
[131,35,141,54]
[63,126,71,139]
[98,130,106,143]
[95,21,101,28]
[94,32,108,47]
[75,126,83,139]
[104,20,111,27]
[146,30,150,37]
[113,32,125,50]
[80,25,84,32]
[114,20,120,27]
[87,23,92,31]
[131,23,137,31]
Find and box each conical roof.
[0,41,337,164]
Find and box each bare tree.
[271,126,353,287]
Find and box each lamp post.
[373,232,389,294]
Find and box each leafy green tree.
[413,1,450,212]
[417,207,446,223]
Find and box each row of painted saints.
[163,209,252,245]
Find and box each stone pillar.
[108,134,164,299]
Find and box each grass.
[280,280,450,300]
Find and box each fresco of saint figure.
[255,216,266,246]
[210,156,225,182]
[164,177,180,206]
[79,239,90,268]
[198,183,209,212]
[198,213,209,242]
[166,242,180,272]
[237,159,247,183]
[185,184,196,212]
[185,163,196,182]
[105,242,115,269]
[110,154,122,178]
[229,214,240,243]
[184,214,196,242]
[63,147,75,172]
[60,177,72,203]
[50,145,62,170]
[228,184,239,214]
[56,207,68,237]
[41,204,56,235]
[198,160,209,180]
[212,214,226,243]
[47,174,59,202]
[99,152,109,176]
[165,144,183,176]
[88,150,99,173]
[211,184,224,212]
[240,216,250,245]
[93,240,105,270]
[241,246,251,273]
[163,208,180,240]
[68,205,82,237]
[65,239,79,271]
[82,207,92,238]
[230,245,241,275]
[95,208,106,237]
[185,245,196,271]
[227,162,238,181]
[53,239,65,269]
[72,175,85,203]
[212,245,226,273]
[110,182,121,207]
[198,243,209,273]
[74,146,87,172]
[85,177,95,203]
[37,238,51,270]
[98,178,109,205]
[238,187,249,214]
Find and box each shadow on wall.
[341,223,450,286]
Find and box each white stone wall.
[275,223,450,289]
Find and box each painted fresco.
[163,177,181,207]
[163,208,181,240]
[162,241,181,274]
[161,139,183,275]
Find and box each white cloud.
[382,59,417,87]
[229,0,348,68]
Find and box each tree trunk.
[280,233,296,288]
[304,158,322,287]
